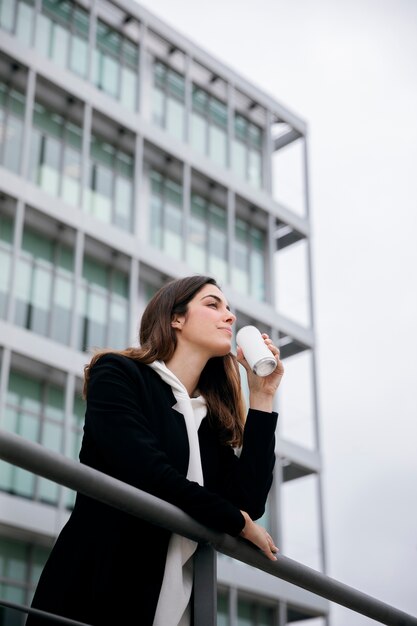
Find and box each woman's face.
[172,284,236,358]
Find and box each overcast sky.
[136,1,417,624]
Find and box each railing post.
[193,543,217,626]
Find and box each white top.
[148,360,207,626]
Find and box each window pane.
[217,593,229,626]
[0,0,15,31]
[3,115,23,173]
[248,148,262,188]
[0,248,12,317]
[152,87,164,127]
[234,114,247,141]
[164,202,182,259]
[34,12,52,57]
[209,125,227,168]
[114,176,132,230]
[166,97,184,141]
[192,86,207,115]
[62,145,81,206]
[191,113,206,155]
[150,195,162,248]
[108,299,128,348]
[31,265,52,335]
[89,163,113,223]
[188,214,206,273]
[232,140,246,180]
[167,69,185,100]
[120,66,137,111]
[70,34,88,78]
[50,22,69,68]
[16,0,34,46]
[50,276,73,344]
[209,97,227,128]
[208,229,227,283]
[39,135,61,196]
[14,257,31,327]
[101,54,119,97]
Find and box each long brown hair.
[83,275,246,447]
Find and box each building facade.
[0,0,328,623]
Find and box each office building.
[0,0,328,623]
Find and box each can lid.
[253,357,277,377]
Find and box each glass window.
[232,217,266,301]
[29,101,82,206]
[191,86,227,168]
[0,371,65,504]
[14,227,75,344]
[16,0,35,46]
[77,255,129,352]
[34,0,89,79]
[152,60,185,141]
[217,592,229,626]
[150,170,183,260]
[0,0,15,31]
[0,0,35,46]
[209,124,227,168]
[237,599,274,626]
[0,536,50,609]
[84,134,134,231]
[232,113,263,189]
[0,212,14,319]
[93,19,138,111]
[187,194,227,283]
[0,81,25,174]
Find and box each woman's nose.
[225,309,236,324]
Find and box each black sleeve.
[216,409,278,520]
[83,354,246,536]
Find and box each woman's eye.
[208,302,217,308]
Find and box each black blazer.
[28,354,278,626]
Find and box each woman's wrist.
[249,393,274,413]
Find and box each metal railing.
[0,429,416,626]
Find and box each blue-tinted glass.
[114,176,132,230]
[248,149,262,188]
[191,113,206,155]
[192,86,207,114]
[70,34,88,77]
[3,115,23,173]
[0,0,15,31]
[234,114,247,141]
[34,12,52,56]
[16,0,34,45]
[217,593,229,626]
[209,97,227,128]
[232,140,246,180]
[50,21,69,68]
[209,125,226,167]
[166,97,184,141]
[120,66,137,110]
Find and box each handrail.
[0,429,416,626]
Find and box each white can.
[236,325,277,377]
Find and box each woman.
[27,275,284,626]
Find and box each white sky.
[136,1,417,624]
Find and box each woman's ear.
[171,316,184,330]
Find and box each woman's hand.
[239,511,279,561]
[236,334,284,412]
